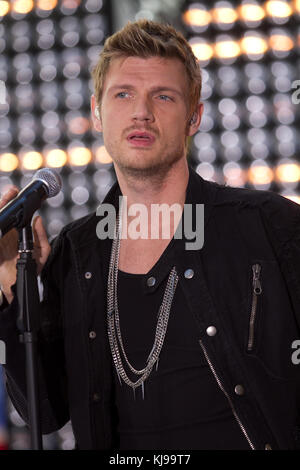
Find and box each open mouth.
[130,135,150,140]
[127,132,155,145]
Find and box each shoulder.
[212,180,300,220]
[204,177,300,244]
[189,166,300,242]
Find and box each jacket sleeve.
[0,231,70,434]
[260,192,300,328]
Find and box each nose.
[131,96,154,123]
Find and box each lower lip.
[127,137,155,147]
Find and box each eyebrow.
[107,84,184,97]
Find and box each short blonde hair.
[92,20,202,119]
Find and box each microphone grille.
[33,168,62,198]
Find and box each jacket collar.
[66,165,220,250]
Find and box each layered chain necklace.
[107,199,179,399]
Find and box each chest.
[118,237,173,274]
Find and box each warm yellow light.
[183,8,211,26]
[215,40,241,59]
[0,153,19,172]
[212,7,238,24]
[45,149,67,168]
[294,0,300,13]
[265,0,292,18]
[0,1,9,16]
[238,4,265,22]
[22,151,43,170]
[284,194,300,204]
[240,35,268,55]
[68,147,92,166]
[276,163,300,182]
[248,164,274,185]
[61,0,80,8]
[269,34,294,51]
[190,42,214,61]
[36,0,58,10]
[11,0,34,14]
[95,146,113,165]
[223,167,246,187]
[68,117,90,135]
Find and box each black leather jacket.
[1,166,300,450]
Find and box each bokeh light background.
[183,0,300,204]
[0,0,299,449]
[0,0,113,244]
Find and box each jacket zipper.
[199,339,255,450]
[247,263,262,351]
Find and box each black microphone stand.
[16,224,43,450]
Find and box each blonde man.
[0,20,300,450]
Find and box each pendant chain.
[107,201,179,392]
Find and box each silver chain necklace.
[107,199,179,398]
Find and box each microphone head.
[33,168,62,198]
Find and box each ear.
[186,102,204,137]
[91,94,103,132]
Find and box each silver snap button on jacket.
[147,276,156,287]
[85,272,92,279]
[89,331,96,339]
[184,268,194,279]
[234,384,245,396]
[206,326,217,336]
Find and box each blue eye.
[116,91,129,98]
[159,95,171,101]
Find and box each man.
[0,20,300,450]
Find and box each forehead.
[102,56,189,93]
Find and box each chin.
[118,156,182,179]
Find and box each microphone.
[0,168,62,238]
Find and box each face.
[91,56,203,178]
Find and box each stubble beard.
[112,143,186,186]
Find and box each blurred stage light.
[238,2,265,24]
[12,0,34,15]
[240,32,268,59]
[85,0,104,13]
[0,0,113,449]
[45,148,68,168]
[183,4,211,31]
[182,0,300,198]
[68,116,90,135]
[295,0,300,14]
[36,0,58,11]
[223,161,246,187]
[68,145,92,166]
[212,2,238,29]
[265,0,293,22]
[215,36,241,61]
[196,162,216,181]
[276,159,300,185]
[21,151,43,170]
[0,1,9,17]
[269,30,294,57]
[189,38,214,63]
[248,160,274,188]
[95,145,113,165]
[0,153,18,172]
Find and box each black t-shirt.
[112,240,250,450]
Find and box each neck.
[114,158,189,210]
